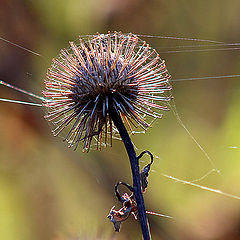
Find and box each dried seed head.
[43,32,172,151]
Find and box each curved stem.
[109,106,151,240]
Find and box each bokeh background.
[1,0,240,239]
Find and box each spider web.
[0,34,240,201]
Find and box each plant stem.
[109,106,151,240]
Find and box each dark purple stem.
[109,106,151,240]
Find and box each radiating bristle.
[43,32,172,151]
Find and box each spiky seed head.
[43,32,172,152]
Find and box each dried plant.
[42,32,172,239]
[43,32,171,152]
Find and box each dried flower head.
[43,32,172,151]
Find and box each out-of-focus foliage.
[0,0,240,239]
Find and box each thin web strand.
[157,42,240,49]
[0,36,49,64]
[168,96,220,172]
[160,47,240,54]
[0,80,45,101]
[190,169,219,183]
[162,173,240,200]
[136,34,240,54]
[229,146,240,149]
[171,74,240,82]
[0,98,42,107]
[136,34,223,44]
[146,211,173,219]
[0,36,42,57]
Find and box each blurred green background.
[0,0,240,239]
